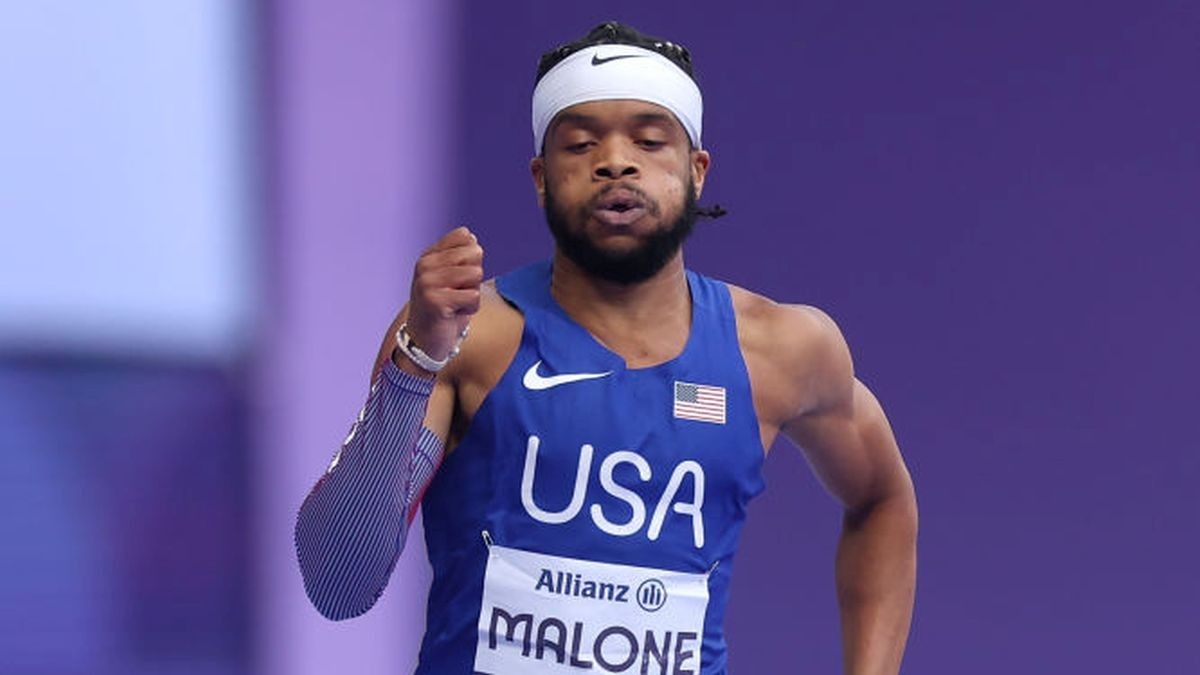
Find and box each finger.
[423,242,483,268]
[423,288,481,317]
[454,289,482,316]
[422,264,484,290]
[414,248,482,283]
[427,226,475,252]
[412,265,483,302]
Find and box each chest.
[452,327,782,457]
[470,348,762,550]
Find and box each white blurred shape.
[0,0,254,361]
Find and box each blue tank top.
[416,260,765,674]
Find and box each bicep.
[781,379,911,511]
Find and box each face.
[531,99,711,284]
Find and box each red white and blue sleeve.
[294,357,445,620]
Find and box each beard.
[544,179,699,285]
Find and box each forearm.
[836,488,918,675]
[294,359,444,620]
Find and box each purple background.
[1,1,1196,673]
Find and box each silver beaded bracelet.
[395,322,469,373]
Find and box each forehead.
[549,99,687,135]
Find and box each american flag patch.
[673,381,726,424]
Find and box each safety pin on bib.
[706,559,720,578]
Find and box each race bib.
[474,541,710,674]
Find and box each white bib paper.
[474,543,710,674]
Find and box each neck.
[550,250,691,367]
[551,250,688,317]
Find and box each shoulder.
[727,283,855,424]
[445,278,523,383]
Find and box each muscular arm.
[777,307,918,675]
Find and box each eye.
[565,140,594,153]
[636,139,666,150]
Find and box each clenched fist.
[404,226,484,363]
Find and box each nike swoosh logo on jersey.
[591,53,646,66]
[522,360,612,390]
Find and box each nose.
[592,140,639,180]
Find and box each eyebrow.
[551,112,596,129]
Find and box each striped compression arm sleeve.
[294,357,446,620]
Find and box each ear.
[690,149,711,199]
[530,155,546,208]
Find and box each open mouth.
[592,189,647,226]
[597,191,644,212]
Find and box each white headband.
[531,44,703,153]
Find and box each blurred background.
[0,1,1195,673]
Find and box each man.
[296,21,917,674]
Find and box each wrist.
[380,351,440,393]
[391,345,438,379]
[393,322,469,375]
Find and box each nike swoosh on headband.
[591,53,647,66]
[522,360,612,390]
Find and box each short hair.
[535,21,697,84]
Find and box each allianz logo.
[534,569,668,612]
